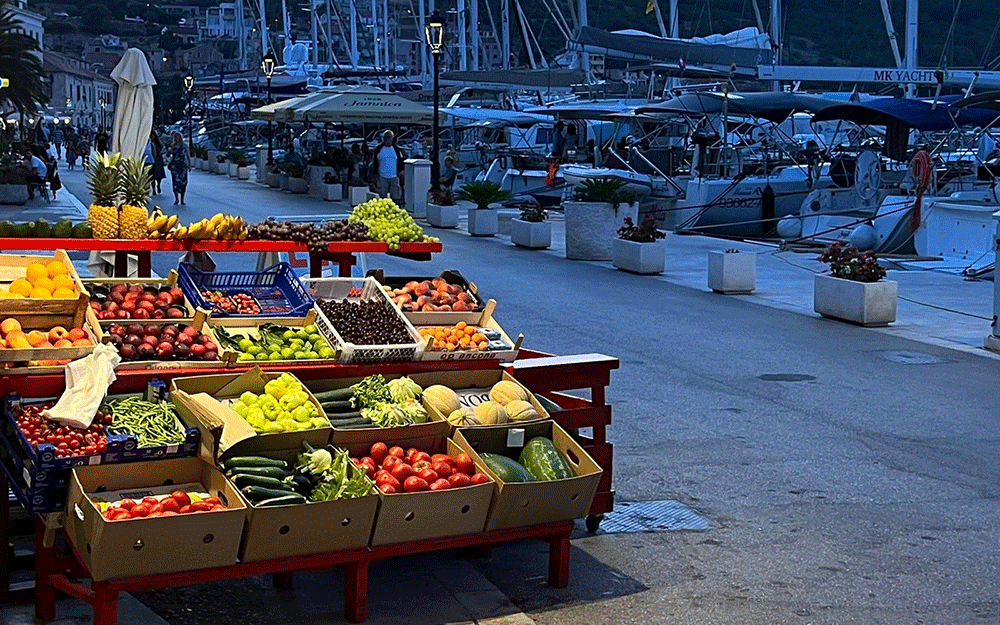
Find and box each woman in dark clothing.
[167,132,190,205]
[150,133,166,194]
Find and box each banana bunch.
[167,213,248,241]
[146,208,179,239]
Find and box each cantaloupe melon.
[505,400,540,422]
[447,407,479,427]
[423,385,461,415]
[474,401,507,425]
[488,380,529,405]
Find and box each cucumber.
[321,400,356,412]
[481,453,535,482]
[312,387,355,402]
[242,485,297,501]
[519,437,573,481]
[533,393,562,414]
[335,420,374,430]
[231,474,291,490]
[327,412,364,422]
[224,466,286,479]
[222,456,287,471]
[331,417,371,428]
[255,494,307,507]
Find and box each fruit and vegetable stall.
[0,197,618,625]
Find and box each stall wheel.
[585,515,604,533]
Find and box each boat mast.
[904,0,918,96]
[311,0,318,69]
[458,0,467,70]
[578,0,589,74]
[237,0,247,70]
[501,0,510,69]
[281,0,290,51]
[878,0,904,68]
[418,0,426,83]
[260,0,268,55]
[770,0,781,90]
[371,0,379,75]
[471,0,479,70]
[383,0,389,85]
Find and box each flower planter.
[207,151,220,173]
[708,251,756,294]
[216,160,228,175]
[266,171,281,188]
[467,208,499,237]
[228,163,238,177]
[349,186,368,206]
[427,202,459,228]
[309,166,335,198]
[564,201,638,261]
[323,183,344,201]
[288,177,308,194]
[813,274,897,326]
[510,218,551,249]
[200,158,210,171]
[612,238,665,274]
[279,173,290,190]
[238,166,250,180]
[497,208,520,235]
[0,184,29,206]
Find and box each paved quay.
[31,167,1000,624]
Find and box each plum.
[156,342,174,358]
[119,343,136,360]
[143,324,162,338]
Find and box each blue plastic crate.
[0,442,67,514]
[177,262,314,317]
[115,412,200,462]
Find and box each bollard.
[404,159,431,219]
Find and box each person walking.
[150,133,166,195]
[51,125,64,159]
[167,132,190,205]
[94,126,109,154]
[372,130,403,202]
[550,121,565,158]
[77,136,91,171]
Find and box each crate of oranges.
[416,311,521,363]
[0,250,90,327]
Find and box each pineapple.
[86,153,121,240]
[118,158,151,239]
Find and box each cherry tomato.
[469,473,491,485]
[369,442,388,464]
[429,479,451,491]
[455,453,475,476]
[403,476,429,492]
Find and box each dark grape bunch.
[248,219,370,253]
[319,298,412,345]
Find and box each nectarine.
[7,332,31,349]
[72,338,93,347]
[67,328,87,342]
[53,339,73,348]
[26,330,47,347]
[48,326,69,342]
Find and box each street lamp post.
[425,10,444,191]
[261,52,276,167]
[98,97,106,129]
[184,71,194,151]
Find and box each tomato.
[374,469,391,483]
[171,490,191,508]
[375,473,401,492]
[417,468,438,483]
[130,503,151,518]
[431,454,455,467]
[203,497,221,506]
[431,461,453,478]
[391,462,415,482]
[455,453,475,476]
[102,508,115,520]
[142,497,159,507]
[178,505,192,514]
[382,455,402,470]
[97,441,107,453]
[403,476,429,492]
[118,498,137,511]
[448,473,472,488]
[189,502,212,512]
[388,446,405,459]
[412,460,432,472]
[469,473,491,485]
[210,504,226,511]
[160,498,180,513]
[149,503,165,515]
[429,479,451,491]
[160,511,179,516]
[412,452,431,464]
[148,512,163,518]
[110,509,130,521]
[359,458,377,478]
[405,447,420,463]
[369,442,388,464]
[379,483,397,494]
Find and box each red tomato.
[403,476,429,492]
[203,497,221,506]
[142,497,159,507]
[102,508,115,520]
[469,473,491,485]
[455,453,475,476]
[160,499,180,513]
[431,454,456,467]
[379,483,397,494]
[188,502,211,512]
[413,459,432,472]
[417,468,439,483]
[391,462,415,482]
[382,455,402,470]
[405,447,420,463]
[160,511,179,516]
[429,479,451,491]
[178,505,192,514]
[448,473,472,488]
[118,498,136,511]
[148,512,163,518]
[431,461,453,478]
[360,458,377,478]
[149,503,165,515]
[110,509,130,521]
[388,446,405,459]
[370,442,388,464]
[171,490,191,508]
[375,474,401,492]
[412,451,431,464]
[374,469,391,483]
[130,503,151,518]
[210,505,226,511]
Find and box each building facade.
[4,0,44,57]
[44,51,115,129]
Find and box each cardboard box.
[232,446,379,562]
[339,433,493,546]
[64,457,247,581]
[418,370,549,430]
[170,368,331,462]
[453,421,602,531]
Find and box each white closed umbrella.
[110,49,156,162]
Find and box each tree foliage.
[0,10,47,113]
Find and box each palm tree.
[0,10,47,114]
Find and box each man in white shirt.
[373,130,403,202]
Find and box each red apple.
[116,310,131,319]
[134,309,150,319]
[142,335,160,347]
[119,343,136,360]
[181,325,199,337]
[202,341,217,353]
[143,324,161,337]
[169,287,184,304]
[156,342,174,358]
[136,343,154,358]
[174,343,191,359]
[108,292,124,305]
[128,285,143,295]
[121,301,137,313]
[127,324,144,336]
[141,292,156,303]
[111,284,128,295]
[189,343,206,357]
[203,350,218,361]
[125,334,143,347]
[176,332,194,347]
[106,302,119,313]
[166,307,184,318]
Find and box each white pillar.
[405,159,431,218]
[904,0,918,96]
[987,212,1000,347]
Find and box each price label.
[506,428,525,448]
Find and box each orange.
[32,277,54,292]
[465,326,476,336]
[25,263,48,285]
[51,274,74,291]
[51,287,76,299]
[9,279,32,297]
[29,287,52,299]
[46,260,68,278]
[455,321,467,331]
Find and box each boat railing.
[630,148,685,195]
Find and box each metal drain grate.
[590,500,712,535]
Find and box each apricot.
[0,318,21,336]
[26,330,47,347]
[53,339,73,348]
[72,338,93,347]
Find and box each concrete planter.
[564,201,639,261]
[200,158,210,171]
[366,190,379,202]
[323,183,344,201]
[266,171,281,188]
[348,186,368,206]
[308,166,335,198]
[814,274,897,326]
[279,173,290,190]
[510,218,551,249]
[228,163,238,177]
[0,184,29,205]
[427,203,459,228]
[238,166,250,180]
[207,151,220,172]
[612,238,665,274]
[288,177,308,194]
[497,208,520,235]
[708,251,756,294]
[191,157,200,170]
[467,208,499,237]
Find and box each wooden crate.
[417,301,522,363]
[210,308,341,366]
[0,305,101,363]
[0,250,89,327]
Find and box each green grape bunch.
[348,198,440,250]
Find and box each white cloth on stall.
[41,344,121,428]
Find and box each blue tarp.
[812,97,1000,130]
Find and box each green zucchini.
[312,387,355,402]
[242,485,297,501]
[321,400,356,412]
[224,466,286,479]
[519,437,573,481]
[335,420,374,429]
[255,494,307,507]
[222,456,287,471]
[332,417,371,428]
[231,474,291,490]
[481,453,535,482]
[326,411,364,422]
[533,393,562,414]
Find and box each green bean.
[104,397,187,448]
